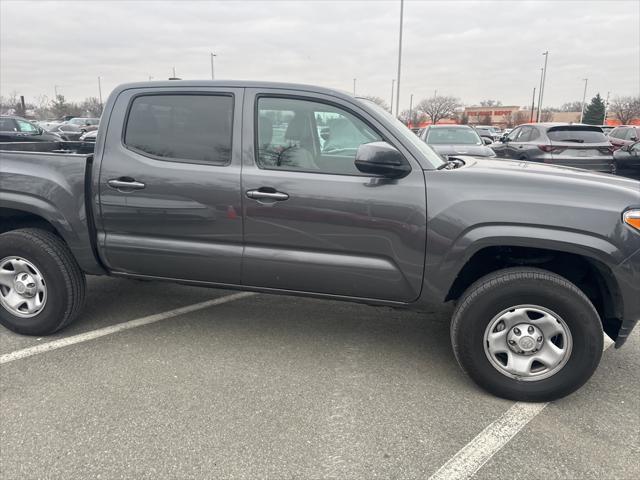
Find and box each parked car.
[490,123,614,172]
[473,125,502,143]
[613,141,640,180]
[0,115,63,142]
[419,124,496,158]
[67,117,100,132]
[79,130,98,142]
[608,125,640,150]
[49,123,84,141]
[1,80,639,403]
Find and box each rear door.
[240,89,426,302]
[97,87,244,284]
[0,117,18,141]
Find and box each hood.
[430,144,495,157]
[451,157,640,197]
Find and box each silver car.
[420,124,496,159]
[490,123,614,173]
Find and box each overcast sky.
[1,0,638,110]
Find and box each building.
[464,106,524,127]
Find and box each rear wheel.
[451,267,603,402]
[0,229,86,335]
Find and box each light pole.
[579,78,588,123]
[409,93,413,127]
[536,67,544,122]
[390,79,395,115]
[603,91,610,125]
[54,85,60,97]
[395,0,404,117]
[353,78,356,96]
[530,86,536,123]
[97,76,103,106]
[538,51,549,121]
[211,52,217,80]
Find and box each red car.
[608,125,640,149]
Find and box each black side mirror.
[355,141,411,179]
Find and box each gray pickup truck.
[1,81,639,402]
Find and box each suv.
[490,123,614,172]
[608,125,640,149]
[0,116,63,142]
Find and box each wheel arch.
[436,227,625,341]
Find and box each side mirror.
[355,141,411,179]
[482,137,493,145]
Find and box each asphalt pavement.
[1,276,638,479]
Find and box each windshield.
[358,99,445,168]
[426,127,482,145]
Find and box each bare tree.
[504,110,530,128]
[610,96,640,125]
[398,108,426,126]
[417,95,461,124]
[560,101,582,112]
[479,99,502,107]
[539,109,554,122]
[361,95,391,113]
[80,97,104,117]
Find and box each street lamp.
[579,78,589,123]
[395,0,404,117]
[353,78,356,96]
[97,76,103,106]
[538,51,549,121]
[390,79,395,115]
[536,67,543,122]
[211,52,217,80]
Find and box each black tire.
[451,267,603,402]
[0,228,86,335]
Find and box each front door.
[97,87,244,284]
[240,90,426,302]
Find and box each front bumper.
[613,248,640,348]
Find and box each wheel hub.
[507,323,543,355]
[14,272,38,298]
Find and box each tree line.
[0,92,104,119]
[364,94,640,127]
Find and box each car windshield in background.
[426,127,481,145]
[547,127,608,143]
[359,98,445,168]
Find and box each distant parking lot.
[1,276,638,479]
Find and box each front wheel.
[451,268,603,402]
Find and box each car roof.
[112,80,354,102]
[427,124,472,129]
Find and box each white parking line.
[428,336,615,480]
[0,291,256,365]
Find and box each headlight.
[623,210,640,230]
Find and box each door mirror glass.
[482,137,493,145]
[354,141,411,178]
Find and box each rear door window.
[0,118,17,131]
[124,94,233,165]
[546,127,608,143]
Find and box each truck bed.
[0,143,102,274]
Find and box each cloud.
[1,0,638,110]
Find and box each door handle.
[108,178,146,191]
[246,189,289,201]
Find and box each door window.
[16,119,38,133]
[506,127,521,141]
[256,97,383,175]
[515,127,532,142]
[124,94,233,165]
[0,118,17,131]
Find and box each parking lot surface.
[1,276,638,479]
